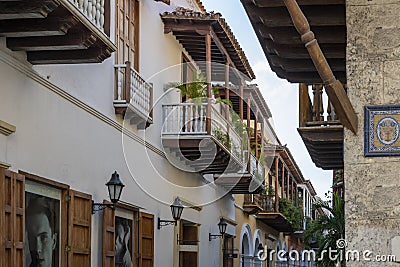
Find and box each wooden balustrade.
[162,103,246,164]
[299,83,341,127]
[114,62,153,124]
[68,0,105,31]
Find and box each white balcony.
[114,62,153,129]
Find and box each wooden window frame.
[115,0,140,70]
[115,203,139,267]
[19,171,92,267]
[21,171,70,267]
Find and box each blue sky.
[201,0,332,198]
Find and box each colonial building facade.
[241,0,400,266]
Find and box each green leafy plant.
[279,198,303,231]
[304,192,345,267]
[213,128,231,151]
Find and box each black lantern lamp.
[92,171,125,214]
[158,197,184,229]
[209,218,228,241]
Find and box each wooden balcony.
[114,62,153,129]
[298,83,343,170]
[256,198,294,233]
[1,0,115,64]
[215,153,265,194]
[162,103,264,194]
[243,194,263,214]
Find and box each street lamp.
[92,171,125,214]
[209,218,228,241]
[158,197,184,229]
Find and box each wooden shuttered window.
[0,169,25,267]
[68,190,92,267]
[116,0,139,69]
[139,212,154,267]
[102,201,115,267]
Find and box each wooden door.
[139,212,154,267]
[0,169,25,267]
[179,251,198,267]
[103,201,115,267]
[223,236,234,267]
[67,190,92,267]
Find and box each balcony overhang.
[257,212,293,233]
[240,0,345,84]
[162,137,244,175]
[264,145,305,184]
[241,0,358,134]
[214,173,264,194]
[298,124,343,170]
[1,0,116,64]
[161,8,255,82]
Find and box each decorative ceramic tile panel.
[364,105,400,156]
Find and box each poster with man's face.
[25,192,60,267]
[115,216,134,267]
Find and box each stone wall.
[346,1,400,266]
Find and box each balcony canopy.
[240,0,346,84]
[0,0,115,64]
[161,8,255,82]
[264,144,305,184]
[257,212,293,233]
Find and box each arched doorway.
[253,230,263,267]
[240,224,253,267]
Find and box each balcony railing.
[249,153,264,178]
[298,83,344,169]
[162,102,245,164]
[114,62,153,125]
[299,84,341,127]
[67,0,106,32]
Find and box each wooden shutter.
[68,190,92,267]
[0,169,25,267]
[139,212,154,267]
[102,200,115,267]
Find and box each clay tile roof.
[195,0,206,13]
[161,8,255,80]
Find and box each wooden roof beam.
[252,0,344,8]
[284,0,357,134]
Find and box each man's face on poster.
[27,212,57,267]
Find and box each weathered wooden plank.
[0,1,58,20]
[252,0,344,7]
[27,46,112,64]
[259,25,346,45]
[7,30,96,51]
[263,39,345,59]
[247,4,345,27]
[0,16,77,37]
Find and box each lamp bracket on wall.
[157,218,176,229]
[91,201,115,214]
[209,233,224,241]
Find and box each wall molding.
[0,161,11,169]
[0,50,165,158]
[0,120,16,136]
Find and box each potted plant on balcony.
[279,198,303,231]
